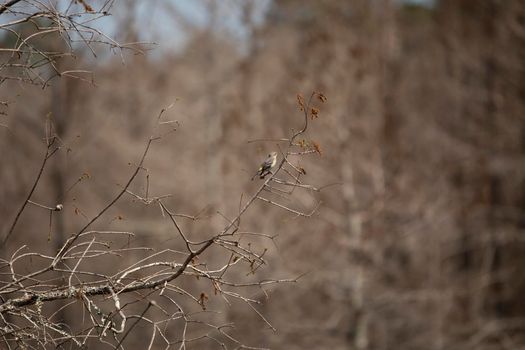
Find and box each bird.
[252,152,277,180]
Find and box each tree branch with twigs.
[0,91,328,348]
[0,0,145,89]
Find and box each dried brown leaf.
[311,107,319,119]
[199,292,209,310]
[297,139,307,149]
[312,141,322,156]
[77,0,94,12]
[316,92,327,103]
[296,93,305,111]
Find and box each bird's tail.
[251,166,263,180]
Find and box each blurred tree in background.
[1,0,524,349]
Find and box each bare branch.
[2,137,57,247]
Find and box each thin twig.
[0,0,23,15]
[2,138,56,247]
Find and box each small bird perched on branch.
[252,152,277,180]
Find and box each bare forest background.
[1,0,525,349]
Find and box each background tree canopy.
[1,0,524,349]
